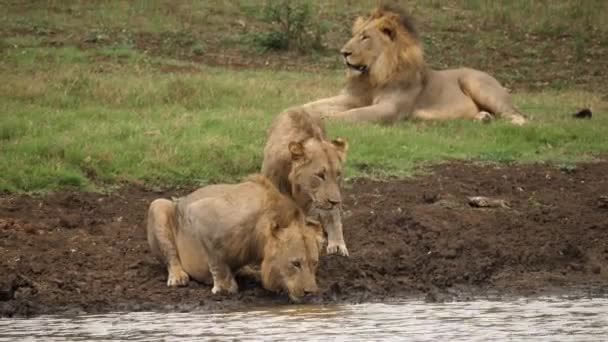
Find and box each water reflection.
[1,297,607,341]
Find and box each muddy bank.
[1,161,608,317]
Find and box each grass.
[1,1,607,193]
[456,0,607,35]
[1,57,606,192]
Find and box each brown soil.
[2,161,608,317]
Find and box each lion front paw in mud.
[146,174,324,301]
[167,266,189,287]
[210,276,238,295]
[327,241,349,257]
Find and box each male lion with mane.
[300,5,527,125]
[146,174,324,302]
[262,108,349,256]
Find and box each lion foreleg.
[300,94,358,118]
[147,199,190,287]
[328,102,399,124]
[185,201,239,295]
[206,252,239,295]
[318,208,348,256]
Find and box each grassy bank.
[1,57,606,192]
[1,1,607,192]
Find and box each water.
[1,297,607,341]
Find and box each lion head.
[260,209,324,302]
[287,137,347,212]
[340,5,424,87]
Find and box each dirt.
[1,161,608,317]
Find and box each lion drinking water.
[300,5,527,125]
[146,174,324,301]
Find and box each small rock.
[468,196,510,209]
[22,223,36,234]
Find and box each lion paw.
[211,279,238,295]
[327,242,349,257]
[509,115,527,125]
[167,268,189,287]
[474,111,493,124]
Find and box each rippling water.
[1,297,607,341]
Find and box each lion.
[299,5,527,125]
[261,108,349,256]
[146,174,324,302]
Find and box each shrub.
[249,0,327,52]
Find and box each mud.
[1,161,608,317]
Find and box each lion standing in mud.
[261,108,349,256]
[300,5,527,125]
[146,174,324,301]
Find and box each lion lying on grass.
[146,174,323,302]
[300,5,527,125]
[262,108,349,256]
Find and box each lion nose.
[341,50,352,58]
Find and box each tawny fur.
[146,174,323,301]
[261,108,350,256]
[298,6,527,125]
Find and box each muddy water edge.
[1,161,607,317]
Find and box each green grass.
[1,1,607,193]
[1,54,606,192]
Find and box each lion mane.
[353,5,425,87]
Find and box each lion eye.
[292,261,302,269]
[316,172,325,181]
[361,34,369,41]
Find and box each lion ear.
[352,16,367,34]
[378,16,398,40]
[288,141,306,161]
[331,138,348,161]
